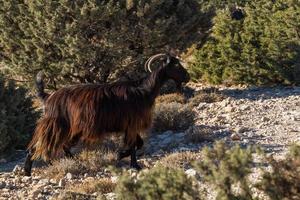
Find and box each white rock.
[185,168,197,178]
[66,172,73,180]
[105,192,117,200]
[50,178,57,184]
[240,105,251,111]
[111,176,118,183]
[38,178,49,185]
[22,176,32,183]
[58,179,66,187]
[224,106,235,112]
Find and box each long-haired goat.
[24,53,190,176]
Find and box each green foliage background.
[191,0,300,85]
[0,0,208,90]
[0,75,39,155]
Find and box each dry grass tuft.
[40,149,117,179]
[55,191,97,200]
[153,102,195,132]
[185,125,216,143]
[187,90,226,107]
[155,93,186,104]
[67,178,116,195]
[158,151,199,169]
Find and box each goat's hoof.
[131,163,142,171]
[23,170,31,176]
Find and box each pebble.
[185,168,197,178]
[66,173,73,180]
[0,181,6,189]
[231,133,241,141]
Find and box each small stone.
[105,192,117,200]
[58,179,66,187]
[185,168,197,178]
[0,181,6,189]
[240,105,251,111]
[224,106,235,112]
[261,116,269,122]
[243,139,250,143]
[50,179,57,184]
[22,176,32,183]
[38,178,50,185]
[235,126,248,134]
[111,176,118,183]
[197,102,207,110]
[231,133,241,141]
[66,172,73,180]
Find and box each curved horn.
[145,53,167,72]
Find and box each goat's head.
[145,53,190,89]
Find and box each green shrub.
[256,144,300,200]
[191,0,300,85]
[194,141,256,200]
[115,166,201,200]
[0,75,39,155]
[152,102,195,132]
[0,0,209,90]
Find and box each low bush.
[194,141,255,200]
[115,165,201,200]
[185,125,216,143]
[41,149,116,179]
[67,178,116,195]
[155,93,186,105]
[152,102,195,132]
[256,144,300,200]
[187,91,225,108]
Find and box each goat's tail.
[28,117,69,161]
[36,71,49,101]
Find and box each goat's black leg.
[63,147,73,158]
[117,134,144,160]
[63,135,80,158]
[136,134,144,150]
[117,149,131,161]
[130,144,141,170]
[24,151,33,176]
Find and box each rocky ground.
[0,86,299,200]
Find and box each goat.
[24,53,190,176]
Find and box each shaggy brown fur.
[24,54,190,175]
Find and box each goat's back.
[44,83,153,141]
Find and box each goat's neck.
[142,67,167,102]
